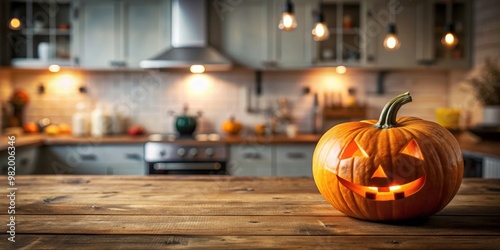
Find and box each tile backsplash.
[0,68,472,135]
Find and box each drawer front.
[276,145,315,164]
[46,146,109,168]
[276,163,312,177]
[229,145,273,163]
[101,145,144,164]
[228,162,273,176]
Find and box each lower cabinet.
[0,145,39,175]
[38,144,145,175]
[229,144,315,177]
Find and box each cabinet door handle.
[243,152,261,160]
[125,153,142,161]
[110,60,127,67]
[20,158,29,166]
[80,154,97,161]
[286,152,306,159]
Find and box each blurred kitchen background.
[1,0,497,134]
[0,0,499,178]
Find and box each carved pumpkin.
[313,92,463,221]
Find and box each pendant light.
[441,1,458,48]
[383,2,400,51]
[312,2,329,41]
[383,23,401,51]
[278,0,297,31]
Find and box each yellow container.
[435,108,461,130]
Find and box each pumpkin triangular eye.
[340,140,369,160]
[400,139,424,160]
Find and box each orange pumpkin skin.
[313,92,463,221]
[222,117,243,136]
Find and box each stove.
[144,134,228,175]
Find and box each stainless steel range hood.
[140,0,232,71]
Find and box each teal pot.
[175,116,197,135]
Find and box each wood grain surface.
[0,176,499,249]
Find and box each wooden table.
[1,176,499,249]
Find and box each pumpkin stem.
[375,92,412,129]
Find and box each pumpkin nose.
[370,165,391,187]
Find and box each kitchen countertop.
[1,175,498,249]
[1,132,499,158]
[0,133,321,148]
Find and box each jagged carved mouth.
[336,175,426,201]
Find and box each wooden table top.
[1,176,499,249]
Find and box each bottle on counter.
[72,102,90,137]
[91,102,111,137]
[108,104,123,134]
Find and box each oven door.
[148,161,227,175]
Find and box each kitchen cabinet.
[0,145,38,175]
[229,144,274,176]
[73,0,170,69]
[7,0,73,67]
[229,143,314,177]
[364,0,471,69]
[417,0,472,68]
[316,0,365,66]
[275,145,314,177]
[363,0,421,68]
[218,0,316,69]
[38,144,145,175]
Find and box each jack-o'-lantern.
[313,92,463,221]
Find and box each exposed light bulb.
[48,65,61,73]
[9,18,21,30]
[190,65,205,74]
[279,12,297,31]
[336,66,347,74]
[383,23,400,51]
[312,23,329,41]
[278,0,297,31]
[441,24,458,48]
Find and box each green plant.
[466,57,500,105]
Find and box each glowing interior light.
[48,65,61,73]
[368,187,378,191]
[279,13,297,31]
[336,66,347,74]
[389,186,401,191]
[312,23,329,41]
[384,34,400,50]
[190,65,205,74]
[9,18,21,30]
[441,32,458,48]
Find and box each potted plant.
[465,57,500,126]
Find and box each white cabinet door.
[0,145,39,175]
[219,0,316,69]
[219,0,269,68]
[229,145,273,176]
[275,145,314,177]
[78,0,122,68]
[76,0,170,69]
[124,0,170,68]
[366,0,420,68]
[39,144,145,175]
[271,0,317,68]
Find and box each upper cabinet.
[218,0,317,69]
[73,0,170,69]
[365,0,471,69]
[7,0,73,67]
[426,0,472,68]
[315,0,365,66]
